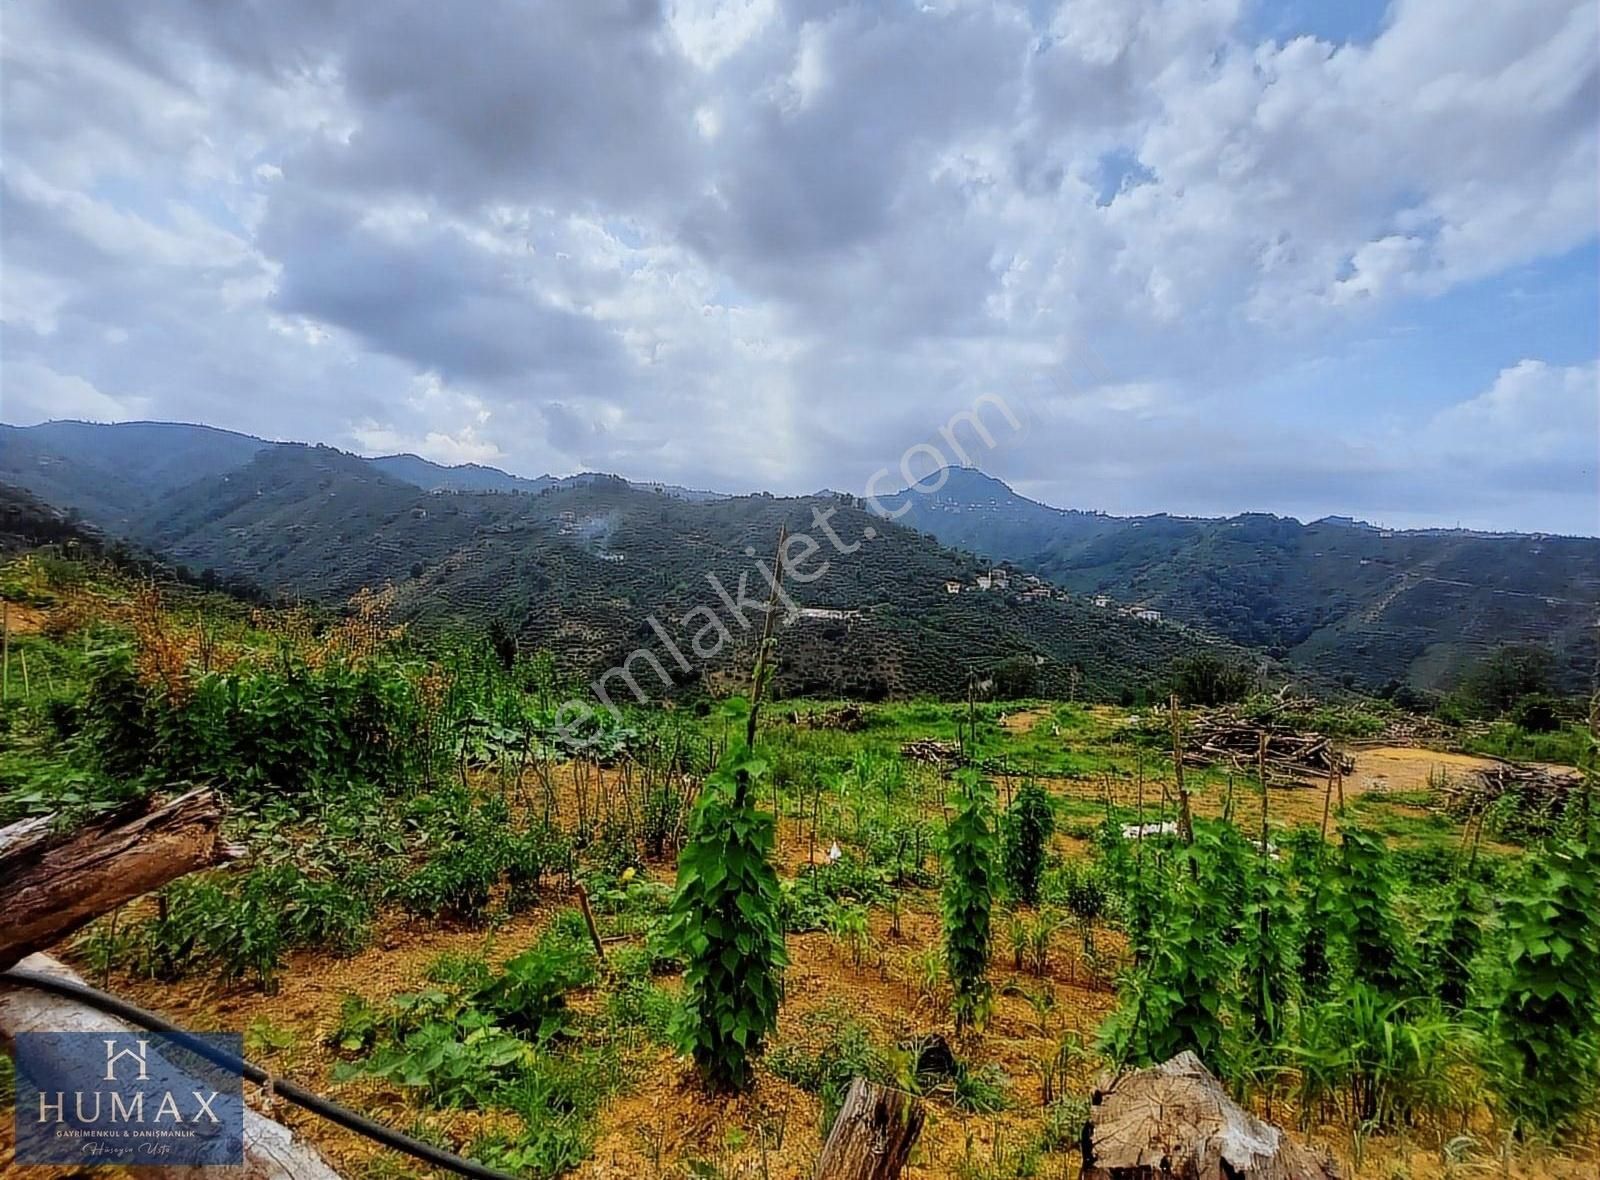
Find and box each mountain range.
[3,420,1596,697]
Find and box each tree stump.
[1081,1052,1337,1180]
[815,1077,924,1180]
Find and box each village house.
[1092,594,1112,608]
[944,580,962,594]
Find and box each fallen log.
[0,786,239,971]
[816,1077,925,1180]
[1082,1051,1337,1180]
[0,953,343,1179]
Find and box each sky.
[2,0,1597,535]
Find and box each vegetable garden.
[1,553,1596,1178]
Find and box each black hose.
[0,967,518,1180]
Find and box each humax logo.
[14,1030,245,1165]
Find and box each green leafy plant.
[665,740,786,1090]
[1495,834,1600,1135]
[1001,781,1054,905]
[1331,824,1422,1002]
[474,925,596,1042]
[945,772,998,1031]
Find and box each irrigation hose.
[0,967,519,1180]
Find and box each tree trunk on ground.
[1081,1052,1337,1180]
[816,1077,925,1180]
[0,953,343,1179]
[0,787,238,971]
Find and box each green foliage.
[116,861,371,991]
[396,840,503,921]
[1001,781,1054,905]
[341,1008,530,1108]
[1293,988,1479,1130]
[1423,877,1486,1012]
[1495,835,1600,1135]
[1237,851,1297,1053]
[665,743,786,1091]
[766,1006,885,1131]
[1170,653,1252,706]
[944,773,998,1030]
[1452,644,1556,719]
[474,924,597,1042]
[1102,822,1241,1068]
[327,993,384,1055]
[1330,825,1422,1002]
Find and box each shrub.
[397,837,504,921]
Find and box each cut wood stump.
[815,1077,925,1180]
[1082,1052,1337,1180]
[0,786,239,971]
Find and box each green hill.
[90,444,1232,700]
[879,469,1600,694]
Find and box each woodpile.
[790,704,868,731]
[900,739,961,765]
[1182,719,1352,785]
[1438,761,1586,830]
[1082,1051,1337,1180]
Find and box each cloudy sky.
[3,1,1596,533]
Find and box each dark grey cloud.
[2,0,1596,532]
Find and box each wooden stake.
[2,599,9,701]
[19,648,29,699]
[1319,761,1336,842]
[1169,694,1193,844]
[573,881,607,969]
[1257,731,1270,848]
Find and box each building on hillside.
[990,568,1011,589]
[1018,586,1050,602]
[1092,594,1112,608]
[944,580,962,594]
[975,573,992,591]
[1133,607,1162,622]
[794,606,860,622]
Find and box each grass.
[4,553,1594,1180]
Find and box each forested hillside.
[6,422,1595,698]
[880,468,1600,694]
[0,438,1243,701]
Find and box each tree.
[1001,781,1054,904]
[1171,653,1252,707]
[990,654,1038,699]
[1456,644,1556,718]
[944,772,997,1030]
[486,617,518,671]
